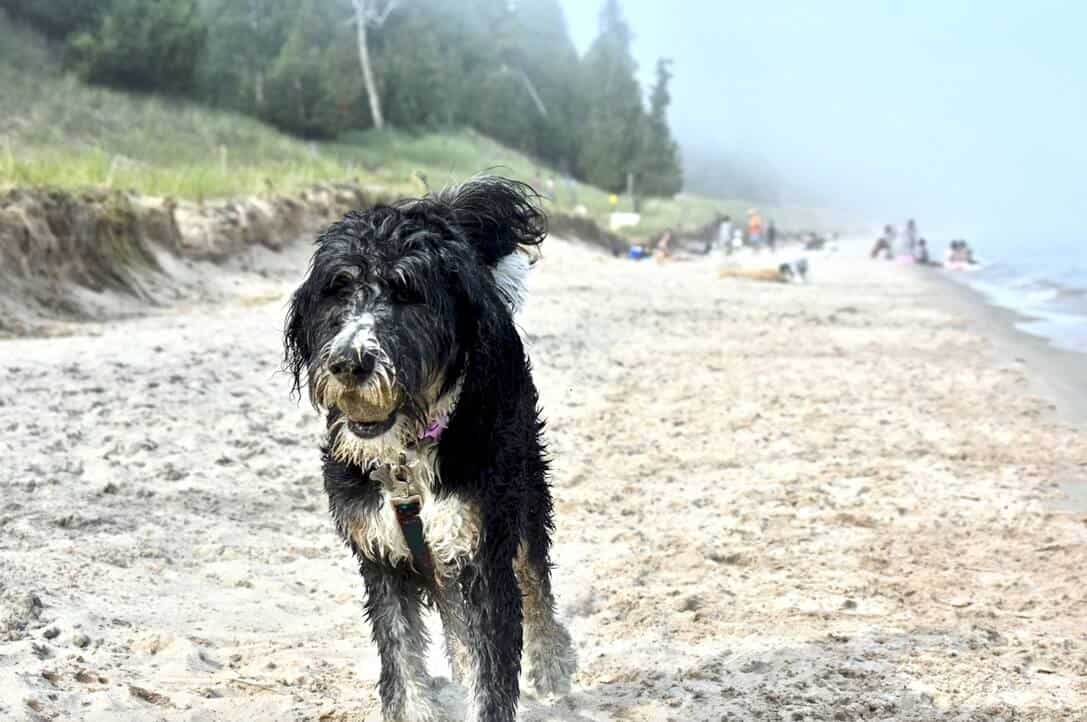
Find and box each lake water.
[950,236,1087,354]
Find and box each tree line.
[2,0,682,197]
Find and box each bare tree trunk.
[509,66,548,117]
[352,0,384,130]
[255,70,264,108]
[248,0,264,108]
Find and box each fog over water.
[560,0,1087,244]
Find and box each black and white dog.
[284,177,576,722]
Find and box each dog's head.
[284,176,545,462]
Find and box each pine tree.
[0,0,100,40]
[575,0,645,193]
[636,58,683,197]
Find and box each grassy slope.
[0,11,833,240]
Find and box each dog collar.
[418,414,448,443]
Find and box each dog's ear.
[441,176,546,264]
[440,176,545,312]
[284,273,315,401]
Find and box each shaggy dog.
[284,177,576,722]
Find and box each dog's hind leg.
[458,549,523,722]
[514,539,577,697]
[359,561,441,722]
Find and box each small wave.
[965,258,1087,353]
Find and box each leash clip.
[390,493,434,577]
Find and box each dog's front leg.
[459,554,522,722]
[515,544,577,696]
[359,561,440,722]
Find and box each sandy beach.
[1,238,1085,721]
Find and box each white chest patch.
[344,448,481,578]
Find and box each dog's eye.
[389,280,423,305]
[324,269,358,296]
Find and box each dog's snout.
[329,350,377,383]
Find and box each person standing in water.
[767,220,778,252]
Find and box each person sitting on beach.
[915,238,946,266]
[870,225,894,259]
[654,228,674,261]
[963,242,977,264]
[915,237,932,265]
[945,240,980,269]
[945,241,959,265]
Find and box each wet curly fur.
[284,177,576,722]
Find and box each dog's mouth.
[336,388,403,439]
[346,412,399,439]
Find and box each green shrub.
[68,0,206,94]
[0,0,100,39]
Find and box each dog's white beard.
[327,374,463,469]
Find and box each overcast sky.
[558,0,1087,241]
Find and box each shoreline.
[918,265,1087,428]
[920,264,1087,514]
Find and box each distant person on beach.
[945,240,979,269]
[945,241,958,265]
[731,227,744,253]
[870,225,894,259]
[904,219,918,256]
[915,238,943,266]
[747,209,764,251]
[717,215,733,254]
[964,242,977,264]
[654,228,674,261]
[915,237,931,264]
[804,232,825,250]
[767,220,777,252]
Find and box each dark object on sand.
[780,258,809,282]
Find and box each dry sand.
[1,238,1085,721]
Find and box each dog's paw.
[396,699,447,722]
[524,623,577,696]
[386,680,449,722]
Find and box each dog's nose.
[329,351,377,384]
